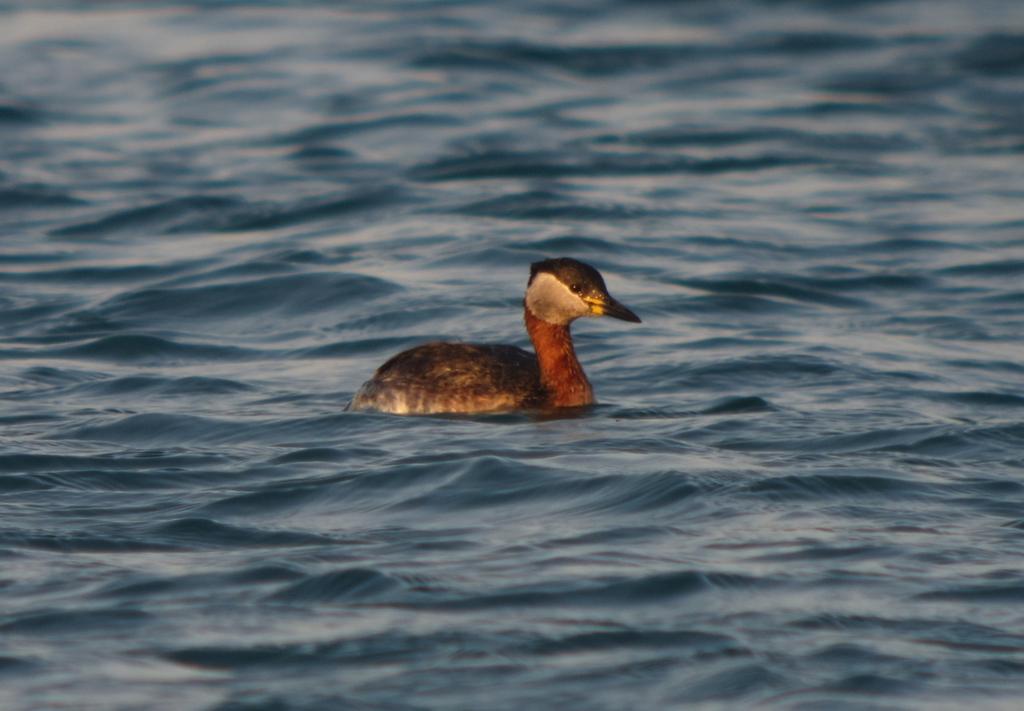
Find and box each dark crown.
[528,257,608,296]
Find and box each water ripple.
[2,1,1024,708]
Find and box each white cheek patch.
[525,272,590,324]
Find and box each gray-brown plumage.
[350,342,543,413]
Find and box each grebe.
[348,257,641,415]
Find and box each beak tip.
[589,295,641,323]
[602,301,641,323]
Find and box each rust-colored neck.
[524,306,594,408]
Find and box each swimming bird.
[348,257,641,415]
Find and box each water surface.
[2,1,1024,709]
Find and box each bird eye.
[570,283,582,294]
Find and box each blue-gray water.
[2,1,1024,708]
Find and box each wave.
[50,188,404,239]
[46,334,262,363]
[410,148,820,182]
[957,33,1024,75]
[455,190,671,220]
[56,412,253,445]
[92,271,399,325]
[0,185,85,209]
[148,517,331,549]
[0,608,150,635]
[676,276,870,308]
